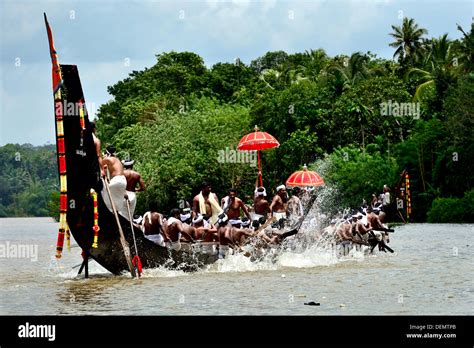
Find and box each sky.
[0,0,472,146]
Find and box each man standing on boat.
[253,185,270,222]
[270,185,288,223]
[102,145,128,217]
[221,188,252,224]
[122,158,145,218]
[287,187,304,221]
[193,181,222,225]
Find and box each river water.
[0,217,472,315]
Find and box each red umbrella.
[237,125,279,186]
[286,164,324,187]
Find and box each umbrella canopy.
[237,125,279,187]
[286,165,325,187]
[237,125,280,151]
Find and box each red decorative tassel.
[132,255,143,277]
[56,228,65,258]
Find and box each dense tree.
[111,97,254,212]
[0,144,57,217]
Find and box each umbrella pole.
[258,150,263,187]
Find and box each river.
[0,217,472,315]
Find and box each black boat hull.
[59,64,217,275]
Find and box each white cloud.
[0,0,63,45]
[1,0,472,145]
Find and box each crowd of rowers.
[93,129,393,258]
[317,186,394,254]
[135,180,311,258]
[90,128,308,258]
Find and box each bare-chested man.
[367,208,385,230]
[102,145,128,216]
[253,186,270,221]
[164,208,195,251]
[193,181,222,225]
[287,187,303,219]
[122,159,145,218]
[122,159,145,193]
[270,185,288,223]
[102,145,123,178]
[179,208,197,243]
[355,212,372,235]
[192,214,218,242]
[142,210,166,247]
[221,188,251,223]
[367,206,391,250]
[335,215,357,256]
[336,216,355,242]
[216,214,232,258]
[228,217,257,247]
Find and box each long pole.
[258,150,263,187]
[102,177,136,278]
[125,197,142,278]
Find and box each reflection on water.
[0,218,473,315]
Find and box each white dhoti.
[145,233,166,247]
[126,191,136,218]
[273,212,286,221]
[102,175,128,219]
[251,213,264,221]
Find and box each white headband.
[276,185,286,192]
[180,213,191,222]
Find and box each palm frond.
[413,80,434,101]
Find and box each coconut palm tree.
[389,17,428,67]
[408,34,457,102]
[300,49,329,81]
[260,65,307,89]
[456,22,474,72]
[324,52,370,94]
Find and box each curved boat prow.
[45,14,217,276]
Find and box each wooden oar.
[125,196,142,278]
[241,217,276,247]
[102,177,136,278]
[284,192,318,237]
[372,227,395,233]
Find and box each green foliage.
[316,146,398,209]
[111,97,254,212]
[427,197,464,222]
[48,191,60,221]
[331,75,414,148]
[204,62,259,104]
[96,51,208,142]
[427,189,474,223]
[0,144,57,217]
